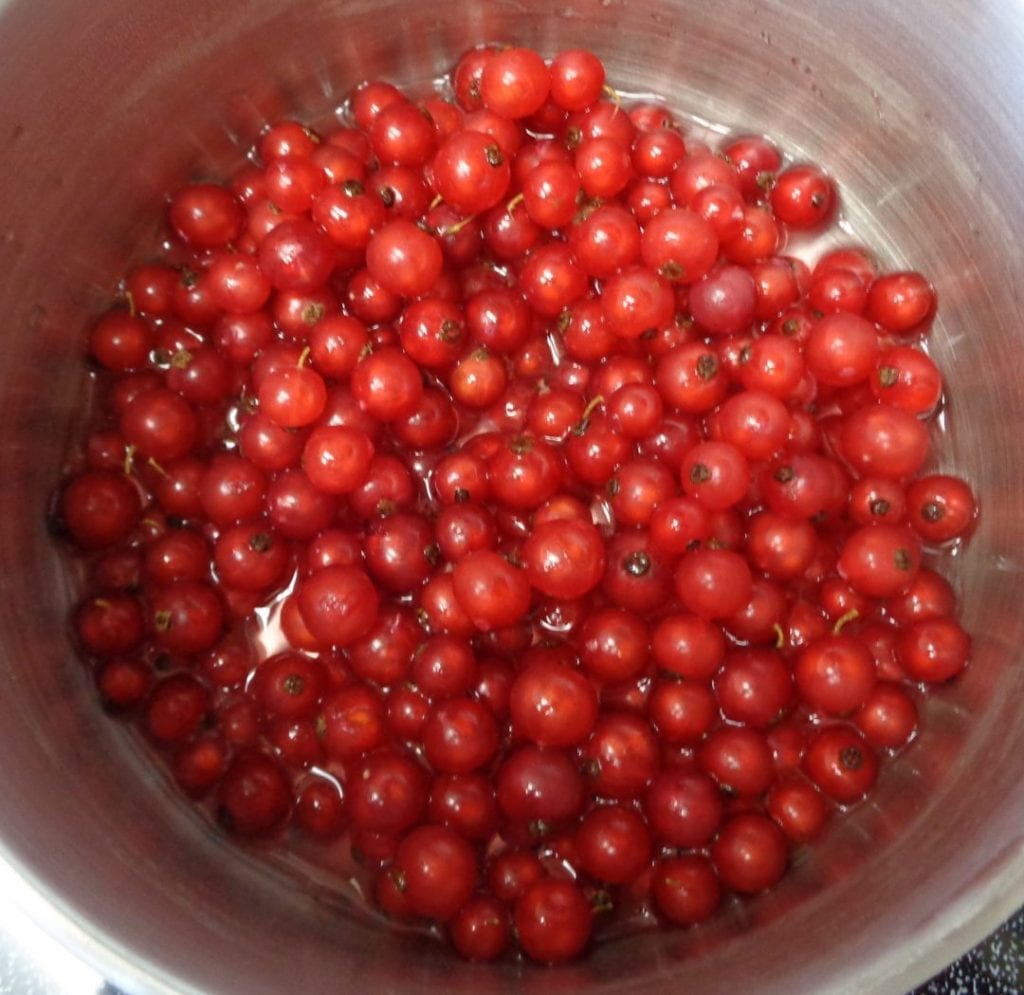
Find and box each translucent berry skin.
[423,697,500,774]
[120,388,198,462]
[771,164,835,229]
[302,426,375,495]
[576,804,652,885]
[837,524,922,599]
[432,130,511,214]
[521,518,606,599]
[366,220,443,298]
[905,474,977,543]
[168,183,244,249]
[481,47,551,120]
[296,565,379,647]
[216,750,292,838]
[794,634,877,716]
[509,660,598,747]
[496,744,585,829]
[257,219,335,292]
[652,855,721,925]
[712,812,788,894]
[640,207,719,284]
[392,824,477,922]
[897,617,970,682]
[550,49,605,111]
[514,879,592,964]
[61,471,141,549]
[644,768,724,847]
[804,726,879,802]
[452,550,531,630]
[450,895,511,961]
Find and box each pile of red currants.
[56,44,977,963]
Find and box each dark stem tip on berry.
[624,550,651,576]
[283,674,305,696]
[453,488,470,503]
[870,499,890,517]
[774,465,795,483]
[485,144,504,167]
[840,745,864,770]
[689,463,711,484]
[878,365,899,388]
[440,318,462,341]
[921,502,943,522]
[342,179,364,197]
[894,547,912,570]
[249,531,272,552]
[696,354,718,380]
[302,303,326,324]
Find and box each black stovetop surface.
[912,907,1024,995]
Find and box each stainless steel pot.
[1,0,1022,991]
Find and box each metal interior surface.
[0,0,1022,992]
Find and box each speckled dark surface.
[913,908,1024,995]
